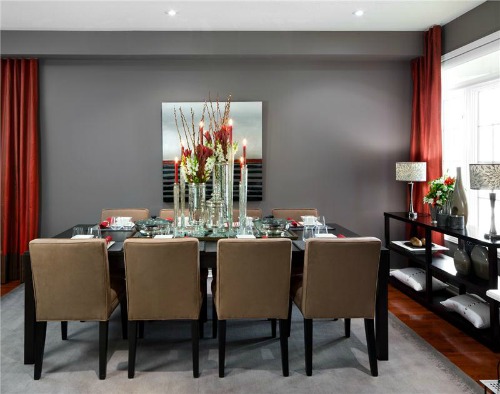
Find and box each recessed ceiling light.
[353,10,364,17]
[167,10,177,17]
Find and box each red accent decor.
[1,59,40,283]
[410,26,443,242]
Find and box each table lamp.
[470,164,500,240]
[396,162,427,220]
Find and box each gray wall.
[38,56,411,238]
[442,0,500,54]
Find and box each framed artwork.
[162,101,263,203]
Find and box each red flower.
[444,177,454,186]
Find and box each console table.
[384,212,500,351]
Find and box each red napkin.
[166,217,174,221]
[99,221,109,229]
[337,234,346,238]
[104,235,113,244]
[287,217,298,227]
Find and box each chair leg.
[128,321,138,379]
[304,318,313,376]
[138,321,144,339]
[191,320,200,378]
[345,318,351,338]
[279,319,289,377]
[212,303,218,339]
[271,319,277,338]
[364,319,378,377]
[99,321,109,380]
[61,321,68,340]
[34,321,47,380]
[287,298,293,337]
[218,320,226,378]
[120,297,128,340]
[199,314,204,339]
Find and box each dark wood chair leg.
[271,319,277,338]
[212,303,218,339]
[192,320,200,378]
[279,319,289,377]
[364,319,378,377]
[199,314,204,339]
[345,318,351,338]
[61,321,68,340]
[201,271,208,323]
[287,298,293,337]
[120,297,128,340]
[138,321,144,339]
[34,321,47,380]
[218,320,226,378]
[128,321,138,379]
[98,321,109,380]
[304,318,313,376]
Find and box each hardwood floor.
[1,280,498,384]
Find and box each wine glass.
[110,217,121,230]
[88,226,102,238]
[72,226,84,238]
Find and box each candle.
[242,138,247,164]
[174,157,179,184]
[228,119,233,147]
[199,121,204,145]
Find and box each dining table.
[22,222,389,365]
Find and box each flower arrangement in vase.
[423,175,456,225]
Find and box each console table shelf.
[385,212,500,352]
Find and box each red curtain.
[1,59,40,283]
[410,26,443,215]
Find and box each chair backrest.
[300,237,381,319]
[101,208,150,222]
[216,239,292,320]
[124,238,201,320]
[233,208,263,219]
[29,239,112,321]
[158,208,189,220]
[272,208,318,221]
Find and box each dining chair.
[272,208,319,221]
[289,237,381,376]
[123,238,202,378]
[214,238,292,377]
[101,208,150,222]
[29,239,128,380]
[158,208,189,220]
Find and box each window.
[442,32,500,239]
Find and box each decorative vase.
[471,245,489,280]
[188,183,206,234]
[453,241,471,275]
[238,165,248,234]
[436,201,451,227]
[429,204,438,224]
[212,161,229,222]
[450,167,468,225]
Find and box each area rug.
[1,284,481,393]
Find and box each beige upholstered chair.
[158,208,189,220]
[214,238,292,377]
[29,239,127,380]
[233,208,263,219]
[124,238,202,378]
[290,237,381,376]
[101,208,150,222]
[272,208,319,221]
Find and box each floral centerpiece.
[423,175,456,207]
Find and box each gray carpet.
[1,284,481,394]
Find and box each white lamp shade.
[395,162,426,182]
[470,164,500,190]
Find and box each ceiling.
[0,0,485,32]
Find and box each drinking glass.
[110,217,121,230]
[72,226,84,238]
[303,225,315,241]
[315,216,329,236]
[88,226,102,238]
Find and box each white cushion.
[390,267,448,292]
[440,294,490,329]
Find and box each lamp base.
[408,211,418,220]
[485,233,500,241]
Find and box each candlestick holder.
[239,165,248,234]
[227,143,235,237]
[173,181,180,230]
[179,166,186,235]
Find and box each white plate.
[298,221,322,226]
[391,240,448,254]
[154,235,174,239]
[236,234,256,239]
[315,234,337,238]
[71,235,94,239]
[106,241,115,249]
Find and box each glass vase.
[188,183,206,235]
[238,165,248,234]
[450,167,468,225]
[212,161,229,223]
[428,203,438,224]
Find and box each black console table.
[384,212,500,351]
